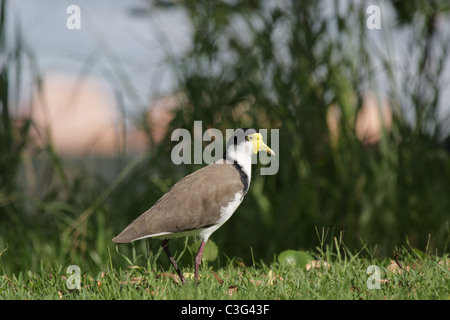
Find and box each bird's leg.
[161,238,185,284]
[194,240,207,286]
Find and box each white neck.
[224,142,253,181]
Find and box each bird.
[112,128,275,285]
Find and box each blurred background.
[1,0,450,275]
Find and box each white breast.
[197,191,244,241]
[219,191,244,223]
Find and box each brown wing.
[112,161,244,243]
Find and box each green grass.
[1,245,448,300]
[1,0,450,302]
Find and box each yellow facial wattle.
[247,133,275,155]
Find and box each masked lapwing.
[112,128,275,285]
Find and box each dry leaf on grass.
[438,258,450,271]
[386,260,410,274]
[305,260,331,271]
[266,269,284,286]
[248,270,284,287]
[210,270,223,285]
[156,272,182,284]
[129,277,144,285]
[227,285,238,297]
[119,277,147,286]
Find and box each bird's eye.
[246,135,253,141]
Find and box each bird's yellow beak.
[247,133,275,155]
